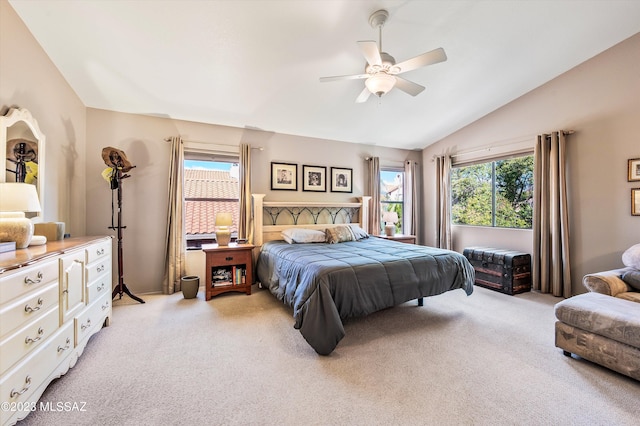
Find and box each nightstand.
[203,243,254,300]
[374,234,416,244]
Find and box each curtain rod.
[164,137,263,150]
[431,130,574,161]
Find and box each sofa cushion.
[622,243,640,269]
[554,292,640,349]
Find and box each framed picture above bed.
[302,165,326,192]
[330,167,352,193]
[271,162,297,191]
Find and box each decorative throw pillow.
[622,243,640,270]
[621,270,640,291]
[281,228,326,244]
[325,226,355,244]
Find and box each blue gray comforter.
[256,238,475,355]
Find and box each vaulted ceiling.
[9,0,640,150]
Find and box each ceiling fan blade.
[393,47,447,74]
[319,73,369,83]
[355,87,371,103]
[394,76,425,96]
[357,40,381,66]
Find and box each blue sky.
[184,160,231,171]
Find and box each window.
[450,154,534,229]
[184,158,239,249]
[380,169,404,234]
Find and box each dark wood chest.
[463,247,532,295]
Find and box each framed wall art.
[628,158,640,182]
[330,167,352,193]
[302,165,326,192]
[632,188,640,216]
[271,162,297,191]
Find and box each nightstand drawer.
[207,251,252,267]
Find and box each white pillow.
[622,243,640,269]
[348,224,369,240]
[281,228,326,244]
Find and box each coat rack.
[102,147,145,304]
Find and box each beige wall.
[0,0,87,237]
[422,32,640,295]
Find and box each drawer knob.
[97,264,105,273]
[25,327,44,344]
[24,271,43,285]
[97,283,105,292]
[102,301,110,311]
[225,256,234,261]
[96,248,105,255]
[57,338,71,353]
[9,376,31,398]
[24,298,43,313]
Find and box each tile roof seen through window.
[184,169,239,235]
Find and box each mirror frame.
[0,107,46,219]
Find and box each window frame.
[450,152,534,230]
[183,150,240,249]
[380,168,405,234]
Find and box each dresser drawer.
[86,256,111,285]
[75,292,111,346]
[0,259,58,304]
[0,282,58,339]
[0,305,59,375]
[87,272,111,304]
[0,321,74,425]
[85,238,111,264]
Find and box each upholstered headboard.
[251,194,371,246]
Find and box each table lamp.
[0,183,42,248]
[215,212,233,246]
[382,211,398,237]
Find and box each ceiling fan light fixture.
[365,73,396,97]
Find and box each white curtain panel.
[436,155,452,249]
[162,136,186,294]
[533,132,571,297]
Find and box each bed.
[252,195,475,355]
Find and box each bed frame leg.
[562,350,572,357]
[417,298,423,306]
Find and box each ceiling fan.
[320,9,447,103]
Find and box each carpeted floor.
[19,285,640,425]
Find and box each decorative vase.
[181,276,200,299]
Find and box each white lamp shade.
[382,211,398,224]
[365,74,396,97]
[0,183,41,212]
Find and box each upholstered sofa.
[554,244,640,381]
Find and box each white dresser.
[0,236,113,426]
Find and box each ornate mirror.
[0,107,45,219]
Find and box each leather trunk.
[463,247,531,295]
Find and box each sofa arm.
[582,268,632,296]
